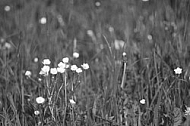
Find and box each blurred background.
[0,0,190,67]
[1,0,190,125]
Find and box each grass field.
[1,0,190,126]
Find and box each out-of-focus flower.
[25,71,32,77]
[142,0,149,1]
[50,68,57,75]
[37,78,42,82]
[34,110,40,115]
[0,38,5,43]
[4,6,10,12]
[40,17,47,24]
[87,30,94,37]
[122,52,127,56]
[42,59,51,65]
[147,34,152,40]
[38,121,42,125]
[36,97,45,104]
[114,40,125,50]
[34,58,38,62]
[57,67,65,73]
[108,27,114,32]
[95,2,101,7]
[73,52,79,58]
[174,67,182,75]
[62,57,69,63]
[81,63,89,70]
[140,99,146,104]
[4,42,11,49]
[185,107,190,115]
[76,68,82,73]
[69,99,76,105]
[71,65,78,71]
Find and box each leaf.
[174,107,182,126]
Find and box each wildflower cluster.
[38,57,89,76]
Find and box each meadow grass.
[0,0,190,126]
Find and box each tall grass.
[0,0,190,126]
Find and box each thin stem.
[63,72,67,126]
[20,55,25,126]
[121,62,127,89]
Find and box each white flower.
[71,65,78,71]
[0,38,5,43]
[140,99,146,104]
[57,67,65,73]
[42,59,51,65]
[25,71,32,77]
[147,35,152,40]
[122,52,127,56]
[58,62,66,68]
[87,30,94,37]
[81,63,89,70]
[34,110,40,115]
[95,2,101,7]
[185,107,190,115]
[39,71,46,76]
[36,97,45,104]
[4,42,11,49]
[40,65,50,76]
[174,67,182,75]
[40,17,47,24]
[73,52,79,58]
[50,68,57,75]
[69,99,76,105]
[62,57,69,63]
[4,6,10,12]
[142,0,149,1]
[38,78,42,82]
[108,26,114,32]
[114,40,125,50]
[76,68,82,73]
[34,58,38,62]
[41,65,50,72]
